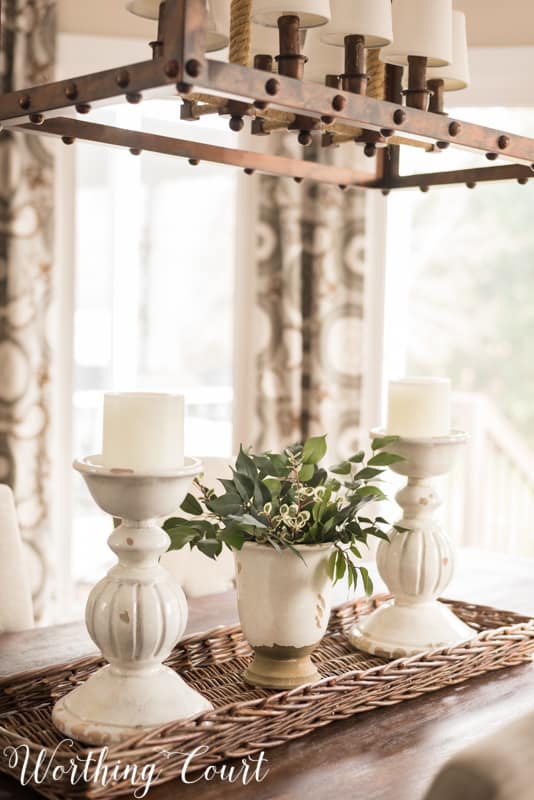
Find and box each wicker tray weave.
[1,594,533,799]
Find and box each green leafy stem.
[163,434,407,595]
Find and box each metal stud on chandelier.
[0,0,533,191]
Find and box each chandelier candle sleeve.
[387,378,451,438]
[102,392,184,471]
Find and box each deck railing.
[446,393,534,556]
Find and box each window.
[384,107,534,555]
[69,102,238,617]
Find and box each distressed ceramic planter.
[349,429,476,658]
[52,455,212,746]
[235,542,334,689]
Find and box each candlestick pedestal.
[349,430,476,658]
[52,456,212,746]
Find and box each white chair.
[424,711,534,800]
[161,457,236,597]
[0,485,34,632]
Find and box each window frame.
[52,33,252,617]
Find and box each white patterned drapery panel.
[253,139,368,460]
[0,0,56,619]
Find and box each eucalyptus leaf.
[329,461,351,475]
[308,467,327,487]
[360,566,373,596]
[219,478,237,494]
[350,543,362,559]
[371,435,400,451]
[236,446,258,481]
[302,435,327,465]
[283,541,307,563]
[263,477,281,497]
[197,539,223,559]
[163,516,190,531]
[354,467,383,480]
[335,551,346,581]
[220,528,245,550]
[299,463,315,482]
[327,550,337,579]
[370,529,390,541]
[368,452,405,467]
[166,528,199,551]
[350,563,358,590]
[265,453,289,477]
[232,470,256,502]
[180,493,203,516]
[254,479,271,508]
[353,485,387,500]
[230,512,268,528]
[207,493,242,516]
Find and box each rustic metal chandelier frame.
[1,0,533,191]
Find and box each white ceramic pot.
[234,542,333,689]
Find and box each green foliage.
[164,434,402,592]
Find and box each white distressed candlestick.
[52,455,212,745]
[349,428,476,658]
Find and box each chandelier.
[1,0,532,191]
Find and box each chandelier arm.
[16,116,380,187]
[2,54,532,167]
[162,0,207,80]
[0,60,179,124]
[384,164,534,190]
[197,60,534,166]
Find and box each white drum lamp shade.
[126,0,159,19]
[427,10,469,90]
[303,29,344,82]
[380,0,452,68]
[252,0,331,29]
[126,0,230,52]
[320,0,392,48]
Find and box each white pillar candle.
[386,378,451,438]
[102,392,184,471]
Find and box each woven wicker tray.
[1,594,533,799]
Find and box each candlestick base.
[348,599,476,658]
[53,664,212,746]
[52,455,213,745]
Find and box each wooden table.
[1,548,533,800]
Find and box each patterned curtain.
[253,138,368,460]
[0,0,56,618]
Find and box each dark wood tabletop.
[1,548,533,800]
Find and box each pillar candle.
[102,392,184,471]
[386,378,451,438]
